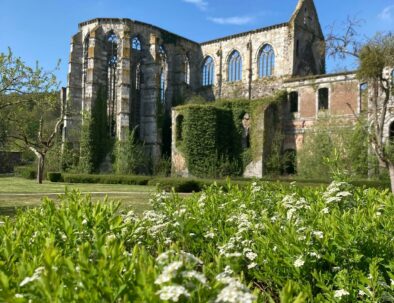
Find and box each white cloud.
[378,5,394,21]
[182,0,208,11]
[208,16,255,25]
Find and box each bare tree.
[0,48,63,183]
[327,20,394,191]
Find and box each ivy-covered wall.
[172,92,286,178]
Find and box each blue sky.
[0,0,393,85]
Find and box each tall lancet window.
[202,56,214,86]
[258,44,275,78]
[107,31,118,137]
[82,34,89,99]
[185,56,191,85]
[159,45,167,103]
[228,50,242,82]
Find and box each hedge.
[14,165,37,180]
[47,172,63,182]
[62,174,151,185]
[50,173,391,192]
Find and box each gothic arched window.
[228,50,242,82]
[132,37,142,51]
[202,56,214,86]
[107,31,118,137]
[258,44,275,78]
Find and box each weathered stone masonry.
[64,0,394,177]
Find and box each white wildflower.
[164,238,172,245]
[19,267,45,287]
[245,251,257,261]
[312,231,324,239]
[180,251,203,265]
[309,252,321,259]
[82,219,88,225]
[156,250,175,265]
[157,285,190,302]
[321,207,330,214]
[332,266,341,272]
[215,278,256,303]
[182,270,207,284]
[204,231,215,239]
[337,191,351,197]
[106,234,116,243]
[294,256,305,268]
[334,289,349,298]
[15,294,24,298]
[155,261,183,285]
[358,290,366,296]
[189,233,195,237]
[247,262,257,269]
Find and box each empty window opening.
[132,37,142,51]
[228,50,242,82]
[318,88,329,111]
[185,56,190,85]
[282,149,297,175]
[202,56,214,86]
[360,83,368,112]
[176,115,184,143]
[390,121,394,141]
[289,92,298,113]
[258,44,275,78]
[107,32,118,137]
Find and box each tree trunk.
[389,163,394,194]
[37,154,45,184]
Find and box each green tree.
[0,48,62,183]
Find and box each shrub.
[148,178,202,192]
[1,182,394,301]
[62,173,151,185]
[14,165,37,179]
[47,172,63,182]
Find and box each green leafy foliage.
[298,116,369,180]
[175,93,286,178]
[1,182,394,301]
[114,128,149,175]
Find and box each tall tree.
[327,23,394,191]
[0,48,63,183]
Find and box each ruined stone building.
[64,0,394,177]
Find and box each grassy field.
[0,177,156,216]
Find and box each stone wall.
[283,72,360,151]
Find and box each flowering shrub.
[0,182,394,302]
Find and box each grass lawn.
[0,177,157,216]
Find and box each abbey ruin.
[64,0,394,177]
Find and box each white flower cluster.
[215,266,256,303]
[333,289,349,298]
[323,182,352,205]
[282,194,310,221]
[157,285,190,302]
[19,266,45,287]
[155,250,207,302]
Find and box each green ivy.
[175,92,286,178]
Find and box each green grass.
[0,177,155,193]
[0,177,156,216]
